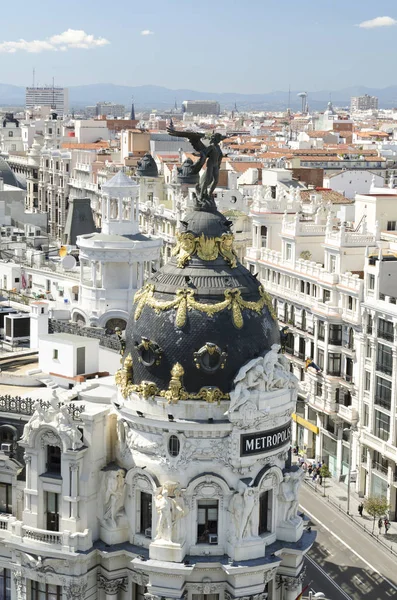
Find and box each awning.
[292,413,319,435]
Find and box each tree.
[320,464,331,497]
[364,496,390,532]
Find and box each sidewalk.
[296,457,397,557]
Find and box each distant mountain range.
[2,83,397,111]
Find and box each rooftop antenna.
[32,67,35,88]
[52,76,55,110]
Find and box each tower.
[29,301,49,348]
[130,96,136,121]
[111,200,314,598]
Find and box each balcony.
[336,403,353,422]
[343,373,354,383]
[372,461,389,477]
[376,363,393,376]
[10,524,92,552]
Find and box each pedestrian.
[312,471,317,482]
[378,518,383,534]
[319,474,323,485]
[384,518,390,533]
[358,502,364,517]
[308,464,313,476]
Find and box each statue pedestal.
[276,517,303,543]
[227,537,265,561]
[100,518,129,545]
[149,539,186,563]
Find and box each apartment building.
[25,86,69,116]
[351,94,379,112]
[246,187,397,517]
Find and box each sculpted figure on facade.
[229,344,297,418]
[55,405,83,450]
[229,482,256,540]
[278,469,303,524]
[155,488,174,542]
[102,469,126,527]
[154,483,188,544]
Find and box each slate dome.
[124,203,280,396]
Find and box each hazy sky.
[2,0,397,92]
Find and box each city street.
[300,484,397,599]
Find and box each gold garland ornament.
[115,357,229,404]
[133,283,275,329]
[172,231,238,268]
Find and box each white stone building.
[0,198,312,599]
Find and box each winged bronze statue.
[167,123,229,210]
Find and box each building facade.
[350,95,379,112]
[25,87,69,117]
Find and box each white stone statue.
[155,488,174,542]
[55,405,83,450]
[278,469,304,524]
[172,487,189,542]
[103,469,126,527]
[21,400,47,441]
[229,482,256,540]
[229,344,298,416]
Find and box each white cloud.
[141,30,154,36]
[0,29,110,53]
[358,16,397,29]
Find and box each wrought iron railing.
[0,395,84,421]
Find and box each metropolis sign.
[241,423,291,456]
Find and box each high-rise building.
[25,86,69,116]
[182,100,220,115]
[350,94,378,112]
[96,102,125,118]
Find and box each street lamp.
[344,409,359,515]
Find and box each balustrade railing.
[0,394,84,420]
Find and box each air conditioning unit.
[1,443,12,453]
[144,528,152,538]
[208,534,218,545]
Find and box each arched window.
[8,131,13,138]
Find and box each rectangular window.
[377,344,393,376]
[197,499,218,544]
[140,492,152,535]
[374,410,390,441]
[306,282,310,295]
[329,324,342,345]
[312,285,317,297]
[348,296,353,310]
[0,483,12,514]
[327,353,341,376]
[387,221,396,231]
[286,243,292,261]
[0,568,11,600]
[46,492,60,531]
[31,581,62,599]
[365,371,371,391]
[323,289,331,303]
[258,491,271,535]
[330,255,336,273]
[317,349,324,370]
[316,382,323,397]
[375,377,392,410]
[300,280,305,293]
[52,349,58,360]
[46,445,61,475]
[363,404,369,427]
[318,321,325,341]
[367,315,373,335]
[366,340,372,359]
[368,274,375,290]
[378,318,393,342]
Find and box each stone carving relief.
[264,566,278,584]
[174,434,231,470]
[64,580,88,600]
[117,419,164,462]
[276,568,305,591]
[227,344,297,427]
[22,391,83,451]
[278,469,304,524]
[130,571,149,586]
[22,553,65,574]
[154,482,188,544]
[101,468,126,528]
[97,575,127,594]
[228,482,256,540]
[12,570,24,600]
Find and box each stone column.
[106,196,111,221]
[69,462,79,519]
[276,573,303,600]
[12,570,25,600]
[24,454,32,511]
[118,197,123,222]
[98,575,127,600]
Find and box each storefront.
[322,434,338,477]
[291,413,319,458]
